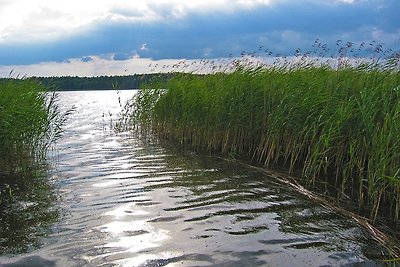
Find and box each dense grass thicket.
[121,53,400,225]
[0,79,69,252]
[0,79,70,175]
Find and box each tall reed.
[120,47,400,226]
[0,78,71,175]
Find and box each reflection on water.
[0,90,387,266]
[0,164,58,255]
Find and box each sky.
[0,0,399,77]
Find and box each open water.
[0,90,386,267]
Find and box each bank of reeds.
[120,48,400,228]
[0,78,71,176]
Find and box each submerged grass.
[120,45,400,229]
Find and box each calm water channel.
[0,90,387,266]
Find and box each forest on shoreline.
[1,73,171,91]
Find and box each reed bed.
[0,78,71,175]
[120,46,400,227]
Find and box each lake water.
[0,90,386,266]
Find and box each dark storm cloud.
[0,0,399,65]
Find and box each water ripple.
[0,91,386,267]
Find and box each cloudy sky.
[0,0,399,77]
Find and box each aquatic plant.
[119,42,400,228]
[0,78,72,175]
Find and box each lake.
[0,90,385,266]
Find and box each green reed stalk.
[0,79,71,175]
[121,56,400,225]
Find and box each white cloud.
[0,0,107,43]
[371,28,400,46]
[0,0,275,44]
[0,55,190,77]
[140,43,148,51]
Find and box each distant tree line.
[0,74,173,91]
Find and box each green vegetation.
[0,78,71,188]
[120,50,400,226]
[28,73,171,90]
[0,74,171,91]
[0,78,71,253]
[0,79,67,166]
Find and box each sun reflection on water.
[95,203,173,266]
[0,90,383,267]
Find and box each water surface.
[0,90,385,267]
